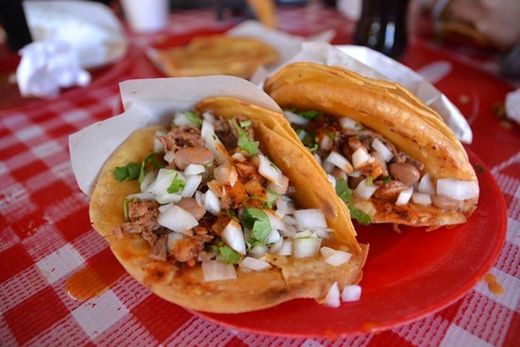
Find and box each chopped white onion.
[320,136,333,151]
[267,211,289,231]
[182,175,202,198]
[325,151,353,173]
[395,187,414,206]
[320,247,336,258]
[276,240,293,256]
[348,170,362,178]
[140,171,156,192]
[204,189,221,215]
[418,173,436,194]
[312,228,332,238]
[239,256,272,271]
[327,174,337,189]
[184,164,205,176]
[412,192,432,205]
[222,220,246,254]
[339,117,362,130]
[258,154,283,184]
[202,111,215,124]
[201,120,228,164]
[195,191,205,207]
[293,237,322,258]
[202,261,237,282]
[437,179,479,200]
[266,228,282,244]
[323,282,341,308]
[163,151,175,164]
[268,175,289,195]
[127,192,155,200]
[284,110,309,125]
[153,130,167,153]
[313,153,322,165]
[269,238,284,254]
[279,224,297,238]
[283,215,297,226]
[146,169,184,196]
[341,284,362,302]
[276,198,294,217]
[231,152,246,162]
[353,179,378,200]
[293,230,315,239]
[155,193,182,204]
[158,204,173,213]
[324,250,352,267]
[158,205,198,233]
[250,244,268,258]
[352,147,372,169]
[371,139,393,162]
[173,112,192,126]
[294,209,327,230]
[323,160,335,174]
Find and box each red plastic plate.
[193,150,506,338]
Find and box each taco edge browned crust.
[264,62,478,227]
[89,97,367,313]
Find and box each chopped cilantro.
[219,246,242,264]
[167,172,185,193]
[382,175,392,184]
[348,205,372,225]
[335,178,352,203]
[225,208,237,218]
[366,175,374,186]
[296,128,318,153]
[241,208,271,244]
[138,152,166,182]
[113,162,141,181]
[290,109,321,120]
[185,111,202,128]
[264,187,279,209]
[230,118,259,156]
[336,178,372,225]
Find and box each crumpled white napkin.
[16,39,91,98]
[505,88,520,124]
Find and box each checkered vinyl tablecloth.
[1,7,519,347]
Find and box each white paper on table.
[23,0,128,69]
[254,42,473,144]
[147,20,334,76]
[505,88,520,124]
[69,76,282,196]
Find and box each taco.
[154,36,279,79]
[89,96,367,313]
[264,62,479,227]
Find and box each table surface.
[0,6,519,347]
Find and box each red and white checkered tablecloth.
[1,7,518,347]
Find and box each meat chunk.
[374,180,408,200]
[177,198,206,220]
[173,147,214,170]
[160,126,204,152]
[170,238,202,263]
[388,163,420,186]
[128,200,159,223]
[214,119,238,150]
[149,234,168,261]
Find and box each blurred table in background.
[0,4,518,347]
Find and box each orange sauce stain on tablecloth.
[484,274,505,296]
[65,249,125,301]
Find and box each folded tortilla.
[89,96,367,313]
[264,62,479,227]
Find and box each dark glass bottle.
[0,0,32,51]
[354,0,410,58]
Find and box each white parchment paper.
[69,76,281,195]
[253,42,473,144]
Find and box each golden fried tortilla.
[264,62,478,227]
[90,97,367,313]
[154,36,279,79]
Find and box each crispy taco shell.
[90,97,367,313]
[264,62,478,226]
[154,36,279,79]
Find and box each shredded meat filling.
[160,126,204,153]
